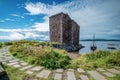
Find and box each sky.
[0,0,120,41]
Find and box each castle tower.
[49,12,80,47]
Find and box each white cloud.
[0,0,120,41]
[11,14,19,17]
[11,14,25,19]
[24,0,120,39]
[0,28,33,32]
[5,18,15,21]
[32,16,49,31]
[25,2,49,15]
[0,31,49,40]
[24,32,39,39]
[0,32,24,40]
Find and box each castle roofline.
[49,12,69,18]
[71,20,80,27]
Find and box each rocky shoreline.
[52,44,84,52]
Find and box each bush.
[39,50,71,69]
[9,42,71,70]
[3,42,12,46]
[0,43,2,48]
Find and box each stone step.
[80,75,89,80]
[7,61,19,66]
[97,68,105,72]
[54,73,62,80]
[103,72,115,77]
[8,59,20,63]
[66,71,76,80]
[20,65,33,71]
[88,70,107,80]
[30,66,44,71]
[55,69,63,73]
[77,68,85,73]
[68,69,74,72]
[114,66,120,70]
[12,64,21,68]
[36,69,51,79]
[107,69,120,74]
[20,62,28,66]
[25,70,34,75]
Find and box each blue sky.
[0,0,120,41]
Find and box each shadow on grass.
[0,63,9,80]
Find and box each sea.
[79,41,120,54]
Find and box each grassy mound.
[70,50,120,70]
[9,40,71,70]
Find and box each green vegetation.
[0,41,13,48]
[9,40,71,70]
[0,43,2,48]
[0,64,53,80]
[109,74,120,80]
[70,50,120,70]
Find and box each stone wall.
[49,13,62,43]
[71,20,80,46]
[61,13,72,44]
[49,12,80,51]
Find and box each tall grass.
[70,50,120,70]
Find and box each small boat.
[107,46,116,49]
[90,34,97,52]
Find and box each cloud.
[0,28,33,32]
[4,18,15,21]
[11,14,25,18]
[0,31,49,41]
[24,0,120,39]
[0,20,5,23]
[0,32,24,40]
[24,32,40,38]
[25,2,49,15]
[32,16,49,31]
[11,14,20,17]
[0,0,120,41]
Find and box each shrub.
[39,50,71,69]
[0,43,2,48]
[3,42,12,46]
[9,42,71,70]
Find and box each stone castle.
[49,12,80,51]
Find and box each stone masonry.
[49,12,80,51]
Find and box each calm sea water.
[79,41,120,54]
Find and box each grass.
[0,64,36,80]
[9,40,71,70]
[0,40,120,80]
[0,64,54,80]
[69,50,120,70]
[109,74,120,80]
